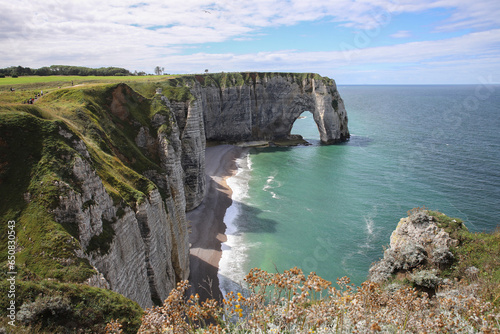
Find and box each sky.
[1,0,500,84]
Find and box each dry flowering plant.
[106,266,499,334]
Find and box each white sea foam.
[360,211,379,251]
[219,153,253,297]
[365,216,374,236]
[342,212,379,275]
[262,173,281,199]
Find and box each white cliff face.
[54,156,115,250]
[160,96,206,211]
[179,99,206,210]
[53,91,192,308]
[191,74,349,144]
[156,98,191,283]
[55,152,187,308]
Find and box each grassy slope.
[0,78,179,333]
[0,74,176,88]
[428,211,500,307]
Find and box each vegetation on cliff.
[0,80,179,333]
[0,280,142,333]
[429,210,500,308]
[149,72,335,91]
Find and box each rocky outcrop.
[369,210,456,283]
[189,73,349,144]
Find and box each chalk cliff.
[51,87,192,308]
[188,72,349,144]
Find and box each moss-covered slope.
[0,82,180,333]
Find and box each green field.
[0,75,175,87]
[0,75,178,104]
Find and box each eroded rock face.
[160,96,206,211]
[369,211,457,283]
[192,74,349,144]
[54,153,188,308]
[390,211,456,251]
[53,90,192,308]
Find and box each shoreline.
[187,144,248,301]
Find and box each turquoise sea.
[218,85,500,294]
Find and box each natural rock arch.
[192,73,350,144]
[288,111,319,141]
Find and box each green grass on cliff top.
[429,211,500,307]
[0,75,177,104]
[0,72,330,87]
[0,74,176,87]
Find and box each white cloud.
[147,29,500,83]
[4,0,498,50]
[390,30,412,38]
[1,0,499,83]
[430,0,500,31]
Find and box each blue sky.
[1,0,500,84]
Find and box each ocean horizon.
[218,84,500,295]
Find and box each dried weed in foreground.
[113,267,500,334]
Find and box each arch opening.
[289,111,321,145]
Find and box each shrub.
[17,296,72,325]
[0,280,142,333]
[410,269,442,289]
[432,246,454,266]
[399,243,427,269]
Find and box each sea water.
[218,85,500,294]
